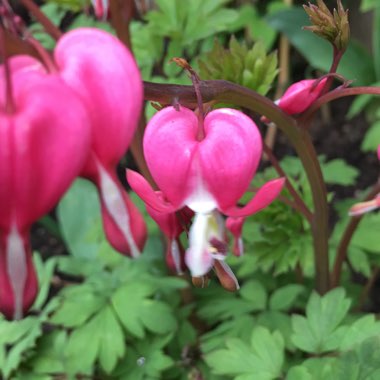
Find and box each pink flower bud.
[55,28,146,257]
[276,78,327,115]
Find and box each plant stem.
[263,144,313,223]
[264,0,292,151]
[144,80,330,294]
[20,0,62,40]
[0,27,15,113]
[332,180,380,288]
[356,267,380,312]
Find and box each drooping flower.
[0,56,91,319]
[276,78,327,115]
[54,28,146,257]
[127,106,284,279]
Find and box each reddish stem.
[20,0,62,40]
[331,180,380,288]
[0,27,15,113]
[26,37,57,72]
[263,144,313,223]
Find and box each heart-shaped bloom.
[128,106,284,278]
[0,56,91,319]
[54,28,146,257]
[276,78,327,115]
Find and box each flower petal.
[223,178,285,217]
[126,169,176,213]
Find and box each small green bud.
[303,0,350,51]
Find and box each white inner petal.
[170,239,183,275]
[185,173,217,214]
[237,237,244,256]
[7,225,27,320]
[97,162,140,258]
[185,212,213,276]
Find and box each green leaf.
[322,159,359,186]
[0,317,43,378]
[112,336,174,379]
[97,306,126,373]
[348,247,371,277]
[361,120,380,152]
[239,280,268,311]
[269,284,305,311]
[201,315,255,354]
[339,315,380,351]
[199,37,278,95]
[205,327,284,379]
[351,213,380,253]
[32,254,57,310]
[286,366,312,380]
[51,285,105,328]
[57,179,122,267]
[361,0,380,12]
[65,315,101,371]
[291,288,351,354]
[336,336,380,379]
[301,358,337,380]
[140,300,177,335]
[267,8,375,85]
[257,311,294,351]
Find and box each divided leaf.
[291,288,351,354]
[205,327,284,380]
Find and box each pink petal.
[143,106,199,209]
[165,237,185,275]
[95,165,146,257]
[126,169,177,213]
[199,109,262,210]
[55,28,143,178]
[226,216,245,257]
[223,178,285,217]
[278,78,327,115]
[143,107,262,212]
[146,193,184,238]
[0,66,91,231]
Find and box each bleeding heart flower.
[54,28,146,258]
[0,56,91,319]
[127,106,284,280]
[276,78,327,115]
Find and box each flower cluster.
[0,28,146,319]
[128,106,285,288]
